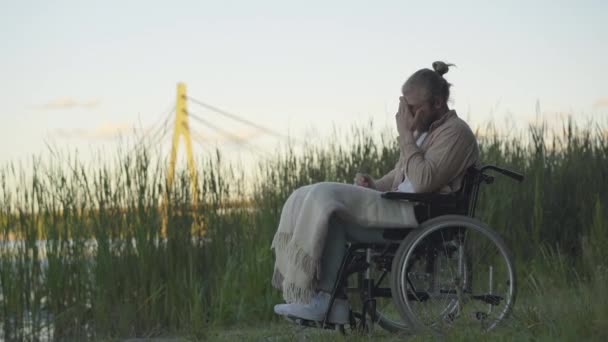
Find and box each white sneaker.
[273,292,350,324]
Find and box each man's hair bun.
[432,61,455,76]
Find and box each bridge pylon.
[162,82,203,235]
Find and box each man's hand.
[395,96,419,139]
[354,173,376,189]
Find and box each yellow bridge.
[160,83,288,235]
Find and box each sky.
[0,0,607,166]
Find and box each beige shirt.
[375,110,479,193]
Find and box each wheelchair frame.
[310,164,524,333]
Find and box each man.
[272,61,480,324]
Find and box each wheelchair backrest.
[456,164,523,218]
[459,166,485,217]
[428,165,490,219]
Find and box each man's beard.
[416,109,440,133]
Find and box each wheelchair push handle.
[480,165,524,182]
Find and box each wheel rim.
[397,217,516,332]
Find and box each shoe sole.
[283,312,349,326]
[285,314,348,328]
[274,299,350,325]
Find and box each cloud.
[593,96,608,109]
[35,97,101,110]
[93,122,131,138]
[53,122,267,146]
[53,121,131,140]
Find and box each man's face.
[403,87,438,133]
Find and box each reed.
[0,118,606,340]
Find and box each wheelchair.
[289,164,524,335]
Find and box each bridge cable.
[186,111,269,157]
[132,104,175,153]
[186,96,295,142]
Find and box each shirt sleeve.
[374,166,397,192]
[399,124,478,193]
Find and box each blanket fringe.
[271,231,291,250]
[281,279,315,304]
[285,244,320,281]
[272,230,321,278]
[271,231,321,303]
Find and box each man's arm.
[399,124,478,193]
[373,167,397,192]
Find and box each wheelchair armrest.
[381,192,440,202]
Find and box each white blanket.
[271,182,418,304]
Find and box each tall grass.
[0,119,607,340]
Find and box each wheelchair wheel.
[391,215,516,333]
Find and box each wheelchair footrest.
[471,294,503,305]
[284,315,344,330]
